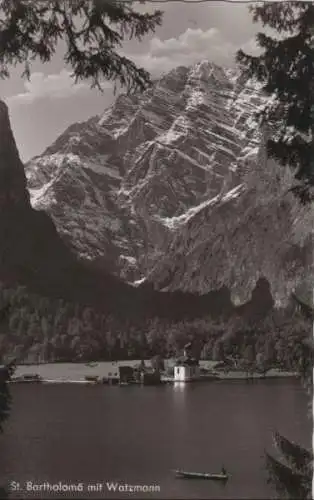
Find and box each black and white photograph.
[0,0,312,498]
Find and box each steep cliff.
[25,61,313,305]
[25,62,265,283]
[147,134,314,305]
[0,100,68,287]
[0,100,137,312]
[0,99,243,320]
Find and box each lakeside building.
[118,362,161,385]
[119,366,134,384]
[173,343,201,382]
[140,371,161,385]
[173,356,200,382]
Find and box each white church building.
[173,346,201,382]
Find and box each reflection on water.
[172,383,188,425]
[173,382,187,393]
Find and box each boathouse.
[118,366,134,384]
[140,371,161,385]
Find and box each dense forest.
[0,282,310,372]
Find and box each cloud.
[6,27,258,108]
[6,69,111,107]
[128,27,259,77]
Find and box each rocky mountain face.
[147,134,314,306]
[24,60,313,306]
[25,63,260,281]
[0,98,245,321]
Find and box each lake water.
[0,377,311,499]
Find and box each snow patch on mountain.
[25,61,267,282]
[24,60,312,301]
[157,183,245,231]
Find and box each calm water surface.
[0,379,310,499]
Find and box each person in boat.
[221,466,227,476]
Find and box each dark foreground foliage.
[237,2,314,202]
[264,288,312,499]
[0,0,162,93]
[0,358,15,498]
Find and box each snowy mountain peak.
[25,61,312,301]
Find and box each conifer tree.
[237,2,314,202]
[0,0,163,92]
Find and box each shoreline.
[10,361,298,385]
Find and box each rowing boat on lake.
[174,470,229,481]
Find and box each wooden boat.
[174,470,229,481]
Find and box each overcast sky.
[2,1,261,162]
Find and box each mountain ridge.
[0,97,254,322]
[24,60,313,305]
